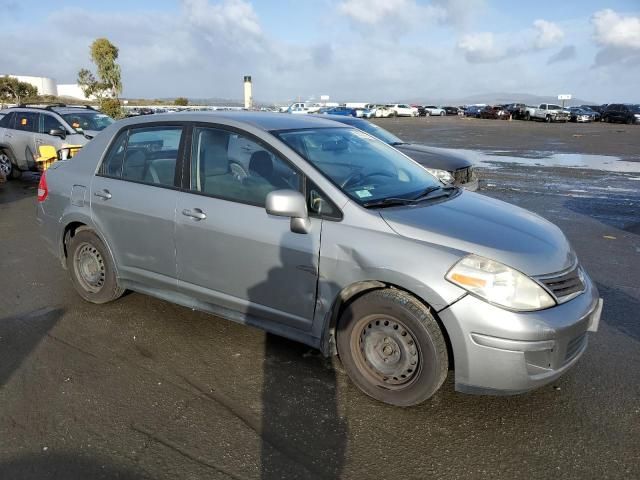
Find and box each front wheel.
[337,289,449,406]
[440,111,445,116]
[67,229,125,304]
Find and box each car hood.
[395,144,471,171]
[379,191,575,276]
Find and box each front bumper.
[439,274,601,395]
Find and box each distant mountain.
[407,92,597,107]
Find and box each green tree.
[77,38,124,118]
[174,97,189,106]
[0,76,38,104]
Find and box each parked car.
[38,112,601,406]
[287,102,322,114]
[354,106,376,119]
[386,104,419,117]
[442,106,462,116]
[0,104,107,179]
[581,104,607,115]
[568,107,594,123]
[416,106,430,117]
[318,114,478,191]
[526,104,570,123]
[369,104,393,118]
[577,106,601,121]
[463,105,483,118]
[504,103,528,120]
[422,106,446,116]
[319,106,358,117]
[479,106,510,120]
[602,104,640,124]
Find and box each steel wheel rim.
[0,153,11,176]
[73,242,106,293]
[352,314,421,389]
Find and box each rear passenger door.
[91,123,185,291]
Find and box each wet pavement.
[1,118,639,479]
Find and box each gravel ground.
[0,117,639,479]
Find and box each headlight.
[425,168,454,184]
[446,254,555,311]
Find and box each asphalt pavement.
[0,117,639,479]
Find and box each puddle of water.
[429,147,640,173]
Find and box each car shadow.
[0,174,40,205]
[596,282,640,342]
[0,307,63,387]
[247,230,347,479]
[0,452,146,480]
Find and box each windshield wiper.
[389,141,408,146]
[412,185,457,201]
[363,197,419,208]
[363,186,457,209]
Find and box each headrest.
[249,150,273,177]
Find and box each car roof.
[116,111,350,132]
[315,114,367,127]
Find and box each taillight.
[37,172,48,202]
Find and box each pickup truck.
[525,104,570,122]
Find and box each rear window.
[99,126,183,188]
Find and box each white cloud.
[592,9,640,50]
[337,0,445,32]
[458,19,564,63]
[533,19,565,49]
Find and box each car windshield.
[630,104,640,113]
[62,111,114,132]
[344,120,404,145]
[275,127,441,205]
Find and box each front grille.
[453,166,476,185]
[537,266,585,303]
[564,333,587,363]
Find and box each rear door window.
[15,112,38,132]
[122,127,182,187]
[99,125,183,188]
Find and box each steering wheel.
[341,170,395,189]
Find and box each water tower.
[243,75,253,109]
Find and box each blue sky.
[1,0,639,103]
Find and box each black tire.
[545,115,552,123]
[0,150,19,180]
[440,111,445,116]
[337,289,448,406]
[66,229,124,304]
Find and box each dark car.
[602,104,640,124]
[463,105,483,118]
[416,105,429,117]
[581,104,607,115]
[505,103,527,120]
[479,106,510,120]
[317,114,478,191]
[568,107,595,123]
[577,106,601,121]
[442,106,461,115]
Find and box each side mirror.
[265,189,311,234]
[49,128,66,139]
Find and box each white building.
[1,74,90,100]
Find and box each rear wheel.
[337,289,449,406]
[440,111,445,116]
[67,230,124,304]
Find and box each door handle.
[94,189,112,200]
[182,208,206,220]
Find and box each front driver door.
[175,125,321,332]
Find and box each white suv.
[386,104,418,117]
